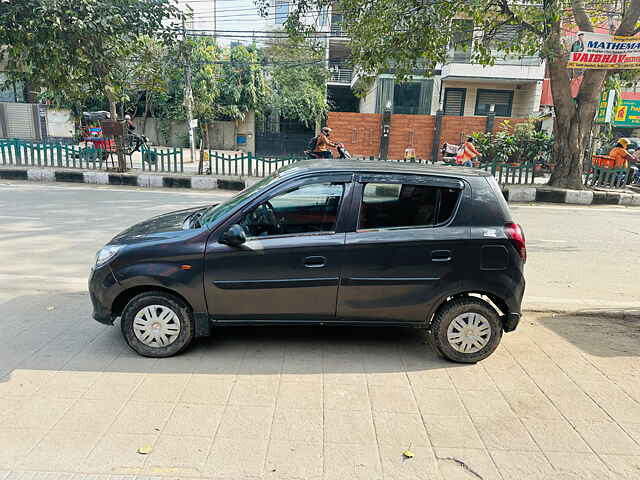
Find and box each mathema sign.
[568,31,640,69]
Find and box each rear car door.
[336,173,471,323]
[204,173,353,321]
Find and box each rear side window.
[359,183,461,230]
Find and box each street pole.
[183,16,195,164]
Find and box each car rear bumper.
[89,265,121,325]
[501,312,521,333]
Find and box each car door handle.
[432,250,452,262]
[304,256,326,268]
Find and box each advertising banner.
[596,92,640,127]
[568,31,640,69]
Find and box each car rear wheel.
[121,291,194,358]
[429,297,502,363]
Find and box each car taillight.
[504,222,526,263]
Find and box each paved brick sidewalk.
[1,293,639,479]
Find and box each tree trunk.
[198,123,206,175]
[108,98,127,172]
[544,0,640,189]
[109,100,117,120]
[548,112,586,189]
[142,96,150,135]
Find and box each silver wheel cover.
[446,312,491,354]
[133,305,181,348]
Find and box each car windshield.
[200,174,279,227]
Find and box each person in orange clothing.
[455,137,482,167]
[313,127,339,159]
[608,138,634,186]
[608,138,633,168]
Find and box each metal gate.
[255,118,314,157]
[0,102,47,140]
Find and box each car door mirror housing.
[221,224,247,246]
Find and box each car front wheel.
[429,297,502,363]
[121,291,194,358]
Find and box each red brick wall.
[327,112,382,158]
[387,114,435,161]
[493,117,529,133]
[328,112,528,160]
[441,116,487,146]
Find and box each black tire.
[120,291,194,358]
[429,297,502,363]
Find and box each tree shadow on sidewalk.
[535,313,640,358]
[0,291,451,381]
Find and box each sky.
[179,0,280,45]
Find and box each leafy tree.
[264,0,640,189]
[187,37,223,151]
[263,36,329,127]
[218,44,269,122]
[126,36,170,133]
[0,0,182,169]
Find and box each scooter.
[305,143,351,159]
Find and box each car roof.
[278,159,492,178]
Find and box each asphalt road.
[1,180,640,479]
[0,180,638,312]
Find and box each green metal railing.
[480,160,538,185]
[205,151,305,177]
[0,139,108,169]
[0,138,184,173]
[585,165,631,188]
[141,146,184,173]
[1,138,541,185]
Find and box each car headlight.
[95,245,121,267]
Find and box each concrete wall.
[46,108,74,139]
[133,115,255,152]
[358,79,378,114]
[441,81,540,118]
[440,61,545,82]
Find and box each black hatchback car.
[89,160,526,363]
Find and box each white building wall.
[358,78,378,114]
[46,108,74,139]
[440,81,540,117]
[440,62,545,82]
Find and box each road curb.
[2,166,639,205]
[524,308,640,320]
[0,166,249,191]
[504,186,640,206]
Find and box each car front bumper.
[89,265,121,325]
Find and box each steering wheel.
[262,201,284,235]
[241,201,282,236]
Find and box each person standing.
[571,33,585,52]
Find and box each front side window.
[239,182,345,238]
[358,183,460,230]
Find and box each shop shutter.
[5,103,37,139]
[475,90,513,116]
[443,88,466,116]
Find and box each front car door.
[204,173,353,322]
[336,173,471,324]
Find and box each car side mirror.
[220,224,247,247]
